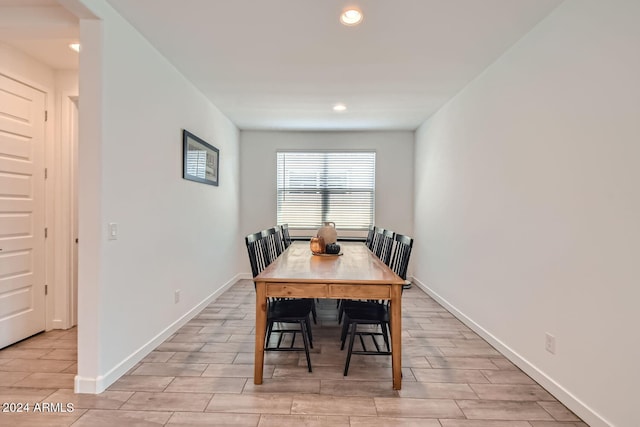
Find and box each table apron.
[265,283,393,299]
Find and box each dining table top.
[255,241,404,285]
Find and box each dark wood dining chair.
[387,233,413,284]
[280,223,292,249]
[337,225,377,313]
[369,227,383,254]
[245,231,270,278]
[261,227,284,264]
[377,229,395,265]
[370,227,394,264]
[338,227,393,323]
[267,225,317,324]
[337,227,394,324]
[341,233,414,376]
[365,225,376,250]
[245,231,314,372]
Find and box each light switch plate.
[108,223,118,240]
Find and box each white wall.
[413,1,639,426]
[76,0,241,392]
[0,40,56,89]
[240,130,414,241]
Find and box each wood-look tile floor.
[0,279,588,426]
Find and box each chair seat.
[269,299,313,319]
[338,299,386,324]
[343,301,389,323]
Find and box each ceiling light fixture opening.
[69,43,80,52]
[333,103,347,112]
[340,8,363,26]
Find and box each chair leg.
[265,321,274,348]
[305,315,314,349]
[344,321,358,376]
[381,321,390,352]
[300,320,312,372]
[340,315,350,350]
[311,300,317,324]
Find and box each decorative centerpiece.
[317,222,337,244]
[325,242,341,254]
[310,236,325,254]
[311,222,342,256]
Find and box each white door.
[0,74,46,349]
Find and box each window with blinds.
[276,151,375,230]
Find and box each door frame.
[70,96,78,327]
[47,90,79,330]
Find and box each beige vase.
[317,222,337,244]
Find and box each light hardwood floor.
[0,279,587,426]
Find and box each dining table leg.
[390,283,402,390]
[254,281,267,384]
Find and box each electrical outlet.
[545,333,556,354]
[174,289,181,304]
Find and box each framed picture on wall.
[182,129,219,186]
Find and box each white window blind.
[276,151,375,230]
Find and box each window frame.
[276,150,376,231]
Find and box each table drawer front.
[264,283,392,299]
[329,284,390,299]
[266,283,329,298]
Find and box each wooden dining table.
[253,240,405,389]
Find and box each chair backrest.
[261,227,283,264]
[280,223,292,249]
[365,225,376,250]
[377,229,396,265]
[245,231,270,278]
[273,226,285,254]
[370,227,384,255]
[388,233,413,280]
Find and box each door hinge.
[45,110,48,122]
[44,227,48,238]
[44,168,48,179]
[45,285,48,295]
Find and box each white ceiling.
[0,0,79,70]
[0,0,563,131]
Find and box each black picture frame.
[182,130,219,186]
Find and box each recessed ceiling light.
[333,103,347,112]
[69,43,80,52]
[340,8,363,26]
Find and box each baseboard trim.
[74,273,243,394]
[74,375,103,394]
[49,319,66,330]
[411,276,611,427]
